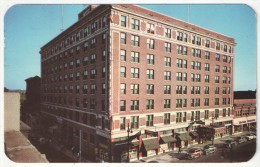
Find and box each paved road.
[171,140,256,163]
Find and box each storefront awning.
[190,131,198,137]
[176,133,192,141]
[143,138,160,151]
[160,135,177,143]
[114,140,139,147]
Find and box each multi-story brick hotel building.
[40,5,235,162]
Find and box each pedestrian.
[178,145,182,153]
[221,133,223,138]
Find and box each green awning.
[176,133,192,141]
[143,138,160,151]
[160,135,177,143]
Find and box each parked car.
[186,148,203,159]
[232,136,247,144]
[245,134,256,141]
[223,139,238,148]
[202,144,216,155]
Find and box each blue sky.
[4,4,256,91]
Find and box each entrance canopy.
[176,133,192,141]
[160,135,177,143]
[143,138,160,151]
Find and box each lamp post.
[127,123,133,163]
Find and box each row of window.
[120,15,233,53]
[42,50,106,76]
[119,98,231,111]
[42,15,108,59]
[120,67,231,83]
[120,84,231,95]
[43,83,106,94]
[119,108,231,130]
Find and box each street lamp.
[127,123,133,163]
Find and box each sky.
[3,4,257,91]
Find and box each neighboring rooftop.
[4,131,48,163]
[234,91,256,99]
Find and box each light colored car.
[245,134,256,140]
[202,145,216,155]
[187,148,203,159]
[232,136,247,144]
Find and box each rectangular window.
[204,86,209,94]
[146,99,154,109]
[223,76,227,84]
[176,85,182,94]
[90,69,96,79]
[131,68,139,78]
[192,35,195,44]
[164,71,171,80]
[147,84,154,94]
[147,23,155,34]
[196,37,201,45]
[223,66,227,73]
[164,99,171,108]
[183,46,188,55]
[165,57,171,67]
[222,98,227,105]
[205,39,210,48]
[215,65,220,72]
[131,100,139,110]
[120,66,126,78]
[176,112,182,123]
[164,113,170,125]
[176,99,182,108]
[196,62,201,70]
[205,51,210,59]
[215,76,220,83]
[205,75,210,83]
[146,115,154,126]
[223,55,227,62]
[204,98,209,106]
[214,109,219,118]
[131,84,139,94]
[120,117,126,130]
[177,59,182,68]
[83,84,88,94]
[222,108,227,117]
[215,87,220,94]
[131,35,139,46]
[216,42,220,50]
[204,110,209,119]
[147,38,155,49]
[131,18,140,30]
[164,85,171,94]
[120,100,126,111]
[147,69,154,79]
[120,32,126,44]
[177,31,183,41]
[131,116,139,129]
[215,98,219,105]
[131,51,140,63]
[165,42,171,52]
[183,99,187,108]
[195,111,200,121]
[120,83,126,94]
[121,15,126,27]
[176,72,182,81]
[205,63,210,71]
[120,50,126,61]
[183,33,188,42]
[147,54,154,64]
[215,54,220,61]
[165,28,171,38]
[177,45,183,54]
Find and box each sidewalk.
[133,131,250,163]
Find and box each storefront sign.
[247,119,255,122]
[239,121,246,124]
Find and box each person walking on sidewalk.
[178,145,182,153]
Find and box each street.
[171,140,256,163]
